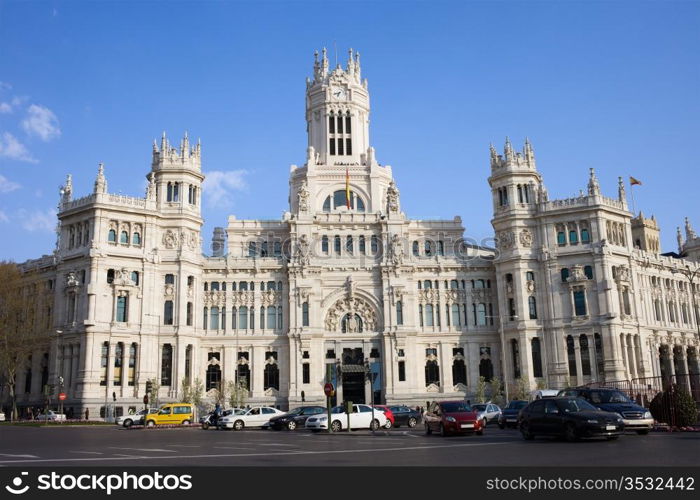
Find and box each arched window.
[161,344,173,386]
[132,232,141,245]
[186,302,193,326]
[167,182,173,202]
[423,280,432,289]
[321,236,329,254]
[425,240,433,256]
[528,296,537,319]
[511,339,521,379]
[248,242,257,257]
[584,265,593,279]
[341,313,363,333]
[131,271,139,285]
[452,357,467,386]
[346,235,353,254]
[569,230,578,244]
[396,301,403,325]
[557,231,566,246]
[425,359,440,386]
[561,268,570,282]
[322,190,366,212]
[531,338,543,378]
[566,335,577,376]
[120,231,129,244]
[264,362,280,391]
[359,235,366,254]
[206,363,221,391]
[128,343,137,386]
[334,235,341,254]
[371,235,379,254]
[412,241,419,256]
[114,342,123,386]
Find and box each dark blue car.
[498,400,528,429]
[558,388,653,434]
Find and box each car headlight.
[445,416,456,422]
[643,411,652,419]
[318,416,327,422]
[586,419,599,424]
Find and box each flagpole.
[629,177,637,216]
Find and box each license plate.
[461,423,474,428]
[506,418,516,422]
[605,425,616,431]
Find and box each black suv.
[267,406,326,430]
[558,388,653,434]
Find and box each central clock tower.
[305,47,370,166]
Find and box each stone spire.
[321,47,329,77]
[685,217,696,240]
[587,168,600,196]
[61,174,73,203]
[677,226,684,253]
[146,172,156,201]
[617,176,626,202]
[94,163,107,194]
[504,136,514,162]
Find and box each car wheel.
[123,419,133,428]
[146,420,155,428]
[182,420,191,426]
[370,419,380,431]
[565,423,579,442]
[330,420,342,432]
[287,421,297,431]
[233,420,245,431]
[636,429,650,435]
[424,423,432,435]
[439,423,446,437]
[520,423,534,440]
[201,422,209,430]
[383,420,392,430]
[407,417,417,428]
[482,418,487,428]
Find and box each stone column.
[587,337,598,383]
[223,346,235,387]
[574,341,584,386]
[680,348,691,389]
[252,346,265,398]
[627,335,638,379]
[439,342,452,393]
[619,335,630,379]
[467,343,480,391]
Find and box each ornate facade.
[3,49,700,417]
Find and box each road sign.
[324,383,335,397]
[58,393,66,401]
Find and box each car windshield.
[506,401,528,410]
[472,404,487,411]
[286,407,304,415]
[557,398,598,413]
[589,390,632,404]
[441,402,472,413]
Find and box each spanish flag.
[345,167,351,208]
[630,176,642,186]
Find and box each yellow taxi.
[144,403,194,427]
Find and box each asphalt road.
[0,424,698,467]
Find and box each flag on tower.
[345,167,351,209]
[629,176,642,186]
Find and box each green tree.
[512,376,531,401]
[489,376,504,405]
[181,377,204,406]
[227,380,248,409]
[474,376,487,403]
[0,262,48,421]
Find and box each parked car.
[388,405,422,428]
[498,400,528,429]
[35,410,66,422]
[267,406,326,430]
[0,412,5,422]
[144,403,194,427]
[557,387,653,434]
[471,403,502,427]
[530,389,559,400]
[424,400,483,436]
[305,404,388,432]
[519,397,624,441]
[200,408,242,430]
[115,408,158,428]
[372,405,395,429]
[218,406,286,430]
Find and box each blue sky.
[1,0,698,261]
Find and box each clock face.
[332,87,347,100]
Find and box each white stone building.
[3,49,699,418]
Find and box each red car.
[372,405,395,429]
[424,400,483,436]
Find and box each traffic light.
[145,380,153,394]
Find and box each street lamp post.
[145,313,161,408]
[486,314,518,402]
[364,358,375,435]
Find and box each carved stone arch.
[317,183,371,212]
[323,289,383,333]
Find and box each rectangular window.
[346,138,352,156]
[398,361,406,382]
[337,137,344,155]
[508,298,516,320]
[371,235,378,254]
[322,236,329,254]
[165,274,175,285]
[396,301,403,326]
[334,236,341,254]
[337,115,343,134]
[346,235,353,254]
[329,115,335,134]
[345,116,351,133]
[557,231,566,246]
[116,296,128,323]
[302,363,310,384]
[574,290,587,316]
[359,235,366,254]
[302,302,309,327]
[186,302,193,326]
[164,300,174,325]
[329,138,335,155]
[161,344,172,386]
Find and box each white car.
[115,408,159,428]
[305,404,388,432]
[35,410,66,422]
[0,412,5,421]
[218,406,285,430]
[471,403,502,426]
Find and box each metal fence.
[585,373,700,427]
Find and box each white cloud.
[0,102,11,113]
[0,210,8,223]
[0,132,37,163]
[203,170,248,208]
[17,208,56,233]
[21,104,61,141]
[0,97,26,114]
[0,174,21,193]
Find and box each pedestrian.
[85,408,89,421]
[27,407,33,420]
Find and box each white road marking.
[256,443,297,447]
[0,454,38,458]
[112,454,146,458]
[69,451,103,455]
[0,442,511,464]
[213,446,255,450]
[108,447,176,453]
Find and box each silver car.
[471,403,501,426]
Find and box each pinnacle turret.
[490,137,537,171]
[152,131,201,170]
[94,163,107,194]
[587,168,600,196]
